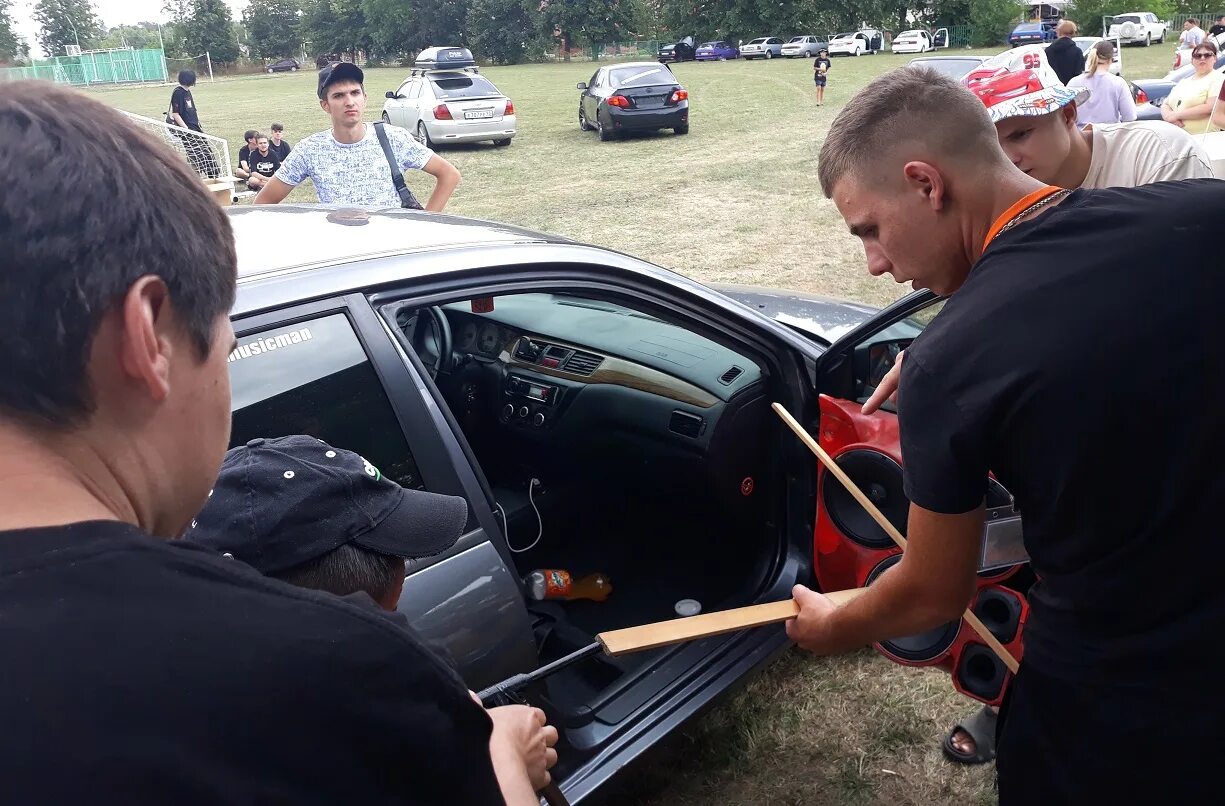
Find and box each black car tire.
[597,117,613,141]
[579,108,592,131]
[1144,34,1151,46]
[416,121,435,149]
[675,125,689,135]
[382,112,391,125]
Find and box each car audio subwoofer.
[955,643,1008,703]
[865,554,960,663]
[823,449,907,549]
[972,587,1023,645]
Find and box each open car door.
[810,290,1030,707]
[934,27,950,49]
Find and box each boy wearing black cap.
[255,62,462,210]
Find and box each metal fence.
[0,48,167,85]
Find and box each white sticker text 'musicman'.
[228,327,313,363]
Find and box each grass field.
[90,45,1176,803]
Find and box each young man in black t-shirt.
[235,129,258,180]
[269,121,292,160]
[245,134,281,189]
[168,69,221,179]
[813,48,831,106]
[0,81,556,806]
[788,67,1224,803]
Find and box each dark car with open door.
[658,36,697,62]
[577,61,689,141]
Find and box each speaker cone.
[972,587,1022,644]
[955,643,1008,702]
[824,450,908,549]
[866,554,960,662]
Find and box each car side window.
[395,80,412,97]
[852,298,947,406]
[228,313,424,490]
[406,80,423,100]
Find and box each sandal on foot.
[941,705,997,765]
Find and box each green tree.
[33,0,101,57]
[541,0,635,52]
[99,22,160,50]
[362,0,415,57]
[242,0,302,59]
[302,0,369,60]
[182,0,238,62]
[0,0,21,62]
[969,0,1020,45]
[466,0,541,62]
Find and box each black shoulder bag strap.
[373,121,423,210]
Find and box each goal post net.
[120,110,233,183]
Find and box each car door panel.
[811,290,1028,708]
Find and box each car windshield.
[1015,23,1042,31]
[608,65,673,87]
[910,57,983,79]
[429,75,500,98]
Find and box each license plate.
[465,109,495,119]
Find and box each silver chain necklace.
[994,188,1072,239]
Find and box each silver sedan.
[381,70,516,148]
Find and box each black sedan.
[658,35,696,62]
[577,62,689,141]
[266,57,300,73]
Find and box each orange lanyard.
[982,185,1066,252]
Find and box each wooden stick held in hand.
[772,402,1021,674]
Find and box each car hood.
[710,283,880,343]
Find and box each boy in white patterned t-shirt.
[255,62,461,210]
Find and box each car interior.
[383,291,786,716]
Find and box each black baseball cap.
[186,435,468,574]
[317,61,364,99]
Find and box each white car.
[890,28,949,54]
[781,36,826,57]
[828,29,884,56]
[740,37,784,59]
[1107,12,1167,46]
[381,48,515,148]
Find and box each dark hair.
[0,80,236,427]
[272,542,405,603]
[177,69,196,86]
[244,129,258,141]
[270,122,283,132]
[1188,17,1200,25]
[1194,39,1219,56]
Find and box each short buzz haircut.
[817,67,1002,198]
[273,542,405,604]
[0,81,236,427]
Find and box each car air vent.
[564,351,603,376]
[669,410,705,438]
[718,366,743,385]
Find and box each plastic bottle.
[524,569,613,602]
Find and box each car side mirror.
[576,82,587,90]
[385,91,398,99]
[852,338,913,405]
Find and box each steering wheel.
[411,306,453,379]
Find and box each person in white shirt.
[1180,18,1207,49]
[255,62,461,210]
[1068,41,1136,124]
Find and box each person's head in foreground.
[963,66,1088,187]
[1056,19,1077,37]
[817,67,1040,297]
[317,61,366,128]
[186,435,469,610]
[178,69,196,87]
[0,79,236,537]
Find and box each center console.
[500,373,563,429]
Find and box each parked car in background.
[696,40,739,60]
[1009,21,1057,46]
[266,58,300,73]
[381,47,515,148]
[828,29,884,56]
[891,28,949,53]
[740,37,785,59]
[577,61,689,140]
[1072,36,1122,74]
[658,36,697,62]
[782,35,828,57]
[1107,12,1167,46]
[908,54,989,79]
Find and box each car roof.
[230,206,562,283]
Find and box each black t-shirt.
[899,180,1225,686]
[1209,23,1225,36]
[814,57,831,73]
[171,86,200,132]
[271,139,292,160]
[1045,36,1084,85]
[249,148,281,177]
[238,144,253,169]
[0,520,503,803]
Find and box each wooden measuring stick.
[597,587,867,656]
[772,402,1021,674]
